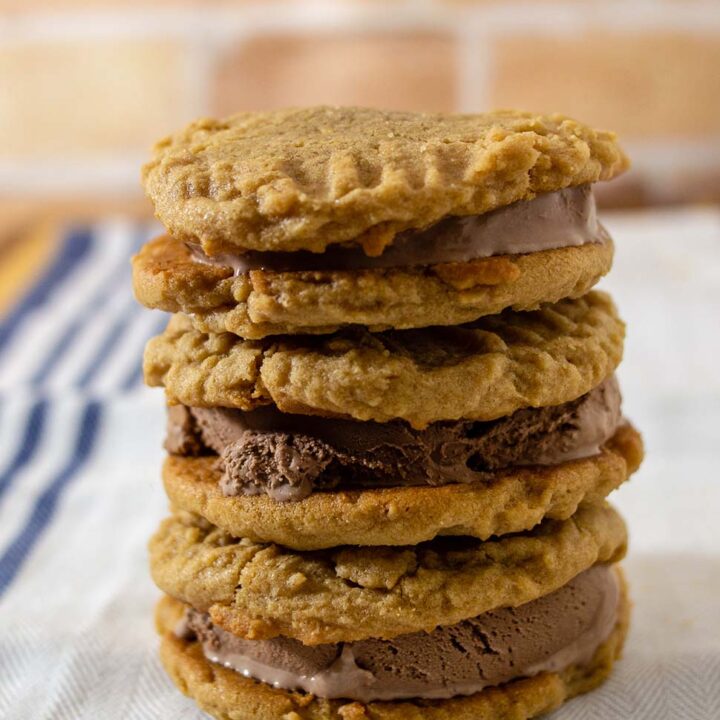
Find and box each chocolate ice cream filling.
[187,184,607,273]
[166,376,622,502]
[179,565,619,703]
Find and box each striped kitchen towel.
[0,221,199,718]
[0,214,719,719]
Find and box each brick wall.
[2,1,720,207]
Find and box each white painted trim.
[1,139,719,196]
[0,157,145,194]
[456,26,493,113]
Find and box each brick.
[211,33,458,115]
[0,40,188,157]
[488,33,720,138]
[594,173,651,209]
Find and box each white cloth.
[0,210,718,719]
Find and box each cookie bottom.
[154,570,629,720]
[162,424,642,550]
[133,234,613,340]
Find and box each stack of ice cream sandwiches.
[133,107,644,720]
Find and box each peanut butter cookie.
[144,291,624,428]
[133,234,613,338]
[149,503,626,645]
[142,107,627,255]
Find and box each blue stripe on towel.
[0,222,161,596]
[0,229,93,356]
[0,399,49,503]
[30,258,131,387]
[75,301,142,389]
[0,401,103,596]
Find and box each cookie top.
[144,291,624,428]
[149,503,627,644]
[142,107,628,254]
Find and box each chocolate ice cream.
[166,376,622,501]
[181,564,619,703]
[187,184,607,273]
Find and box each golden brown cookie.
[142,107,627,255]
[162,423,642,550]
[154,567,629,720]
[149,503,626,645]
[133,234,613,339]
[144,291,624,428]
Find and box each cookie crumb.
[338,702,369,720]
[287,572,308,590]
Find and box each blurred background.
[2,0,720,223]
[1,3,719,718]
